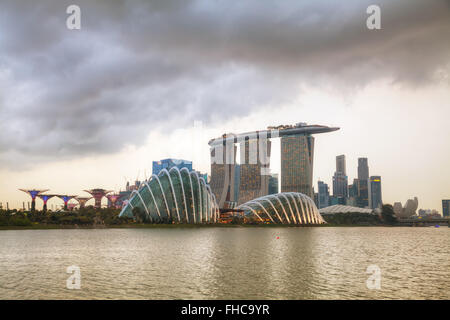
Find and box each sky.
[0,0,449,211]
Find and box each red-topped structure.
[84,189,112,208]
[106,193,122,209]
[19,189,49,211]
[75,197,92,209]
[57,195,77,211]
[38,194,57,212]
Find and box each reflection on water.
[0,227,449,299]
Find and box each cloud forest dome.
[119,168,219,223]
[237,192,326,224]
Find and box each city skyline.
[0,0,449,212]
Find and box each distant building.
[281,134,315,198]
[210,138,237,207]
[152,159,193,176]
[336,155,346,175]
[115,190,132,208]
[238,137,271,204]
[357,158,369,208]
[358,158,369,180]
[317,181,330,209]
[443,200,450,217]
[233,164,241,203]
[394,197,419,218]
[329,196,346,206]
[418,209,441,218]
[332,172,348,198]
[268,173,279,195]
[368,176,382,209]
[194,171,208,182]
[209,123,339,208]
[348,178,359,206]
[332,155,348,199]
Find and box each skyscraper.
[238,137,271,204]
[317,181,330,209]
[347,178,359,206]
[152,159,193,175]
[357,158,369,208]
[268,173,279,195]
[358,158,369,180]
[234,164,241,203]
[332,154,348,199]
[368,176,382,209]
[443,200,450,217]
[336,154,346,175]
[210,136,237,207]
[280,134,315,198]
[209,123,339,208]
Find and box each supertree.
[84,189,112,208]
[57,195,77,211]
[19,189,49,211]
[37,194,56,212]
[75,196,92,209]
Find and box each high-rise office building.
[348,179,358,197]
[332,154,348,199]
[233,164,241,203]
[358,158,369,180]
[347,179,359,206]
[209,123,339,208]
[238,137,271,204]
[152,158,193,175]
[369,176,382,209]
[443,200,450,217]
[268,173,279,195]
[336,155,346,175]
[357,158,369,208]
[210,138,237,207]
[280,134,315,198]
[317,180,330,209]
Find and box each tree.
[132,206,146,223]
[381,204,398,225]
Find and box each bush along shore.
[0,204,399,230]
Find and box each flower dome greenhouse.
[119,168,219,223]
[237,192,326,225]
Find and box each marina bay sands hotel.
[208,123,339,207]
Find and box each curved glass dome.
[237,192,326,225]
[119,168,219,223]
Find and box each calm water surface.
[0,227,449,299]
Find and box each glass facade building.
[369,176,382,209]
[120,168,219,223]
[238,138,271,205]
[237,192,325,225]
[357,158,369,208]
[333,155,348,199]
[442,200,450,217]
[152,159,193,176]
[336,155,346,175]
[268,174,279,195]
[280,134,315,198]
[317,181,330,209]
[210,141,237,207]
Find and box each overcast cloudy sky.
[0,0,449,211]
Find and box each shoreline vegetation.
[0,223,401,231]
[0,204,408,231]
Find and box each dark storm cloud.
[0,0,449,169]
